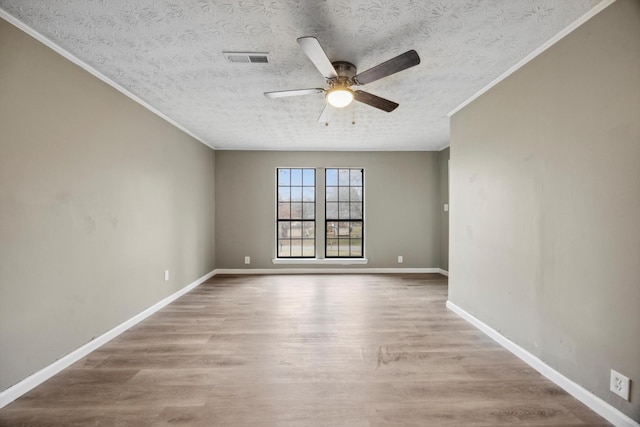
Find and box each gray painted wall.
[0,19,216,391]
[215,151,440,269]
[438,148,450,271]
[449,0,639,420]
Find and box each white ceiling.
[0,0,604,151]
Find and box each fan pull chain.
[352,104,356,125]
[325,102,330,126]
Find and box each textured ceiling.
[0,0,603,151]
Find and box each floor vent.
[223,52,270,64]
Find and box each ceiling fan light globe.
[327,88,354,108]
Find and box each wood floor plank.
[0,274,610,426]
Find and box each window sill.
[272,258,369,265]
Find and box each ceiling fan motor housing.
[330,61,357,87]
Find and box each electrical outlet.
[610,369,630,401]
[164,270,169,281]
[244,256,251,265]
[397,255,403,264]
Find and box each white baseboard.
[0,269,216,410]
[214,267,443,275]
[446,300,639,427]
[438,269,449,276]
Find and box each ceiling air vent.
[223,52,270,64]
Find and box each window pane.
[326,238,339,256]
[278,169,290,186]
[350,169,363,186]
[291,169,302,185]
[339,239,350,256]
[278,187,290,202]
[338,202,350,219]
[302,203,315,219]
[350,202,362,219]
[339,169,350,185]
[303,221,315,238]
[326,186,338,201]
[350,221,362,238]
[290,202,302,219]
[278,240,290,257]
[326,169,338,186]
[291,186,303,201]
[339,187,350,201]
[278,221,290,238]
[302,239,315,257]
[350,187,362,202]
[338,222,350,236]
[278,202,290,219]
[326,221,338,238]
[303,169,315,186]
[291,240,302,257]
[326,202,338,219]
[303,187,314,202]
[290,221,301,238]
[350,239,362,256]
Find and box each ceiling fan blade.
[353,90,399,112]
[354,50,420,85]
[297,37,338,79]
[264,88,324,98]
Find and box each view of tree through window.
[277,168,315,257]
[325,168,364,257]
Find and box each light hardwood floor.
[0,274,610,426]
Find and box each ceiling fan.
[264,37,420,122]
